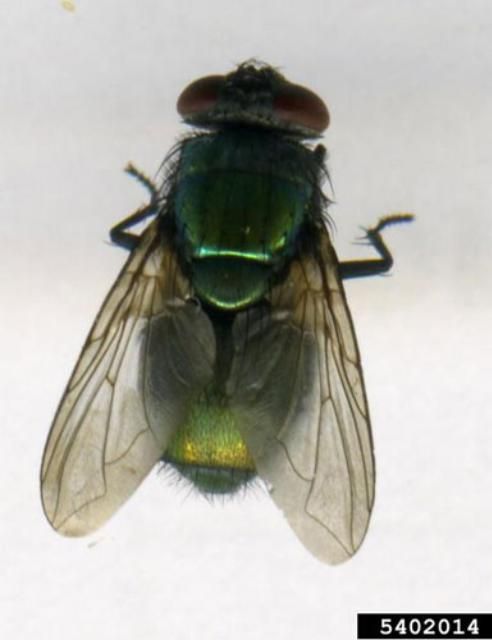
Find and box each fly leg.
[338,214,414,280]
[110,164,161,251]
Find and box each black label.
[357,614,491,639]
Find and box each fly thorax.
[173,130,315,310]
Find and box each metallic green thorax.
[174,128,315,310]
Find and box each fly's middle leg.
[338,214,414,280]
[110,164,161,251]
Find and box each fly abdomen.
[163,389,256,494]
[163,310,256,494]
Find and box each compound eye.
[177,75,224,117]
[273,82,330,133]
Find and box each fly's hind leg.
[110,164,161,251]
[338,214,414,280]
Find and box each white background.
[2,1,491,638]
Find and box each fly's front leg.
[338,214,414,280]
[110,163,161,251]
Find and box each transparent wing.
[41,219,215,536]
[229,228,374,564]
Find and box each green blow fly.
[41,61,413,563]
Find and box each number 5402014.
[380,616,479,636]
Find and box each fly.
[41,61,413,563]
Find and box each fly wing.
[41,219,215,536]
[229,229,374,563]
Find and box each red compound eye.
[273,82,329,133]
[177,69,329,136]
[177,75,224,117]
